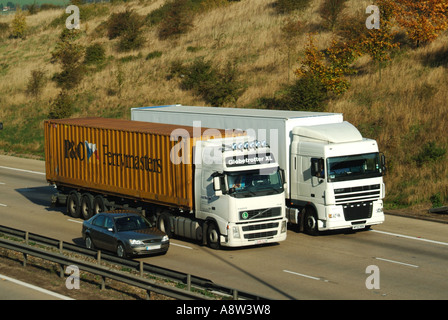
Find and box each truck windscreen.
[327,152,383,182]
[227,168,284,198]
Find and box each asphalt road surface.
[0,155,447,300]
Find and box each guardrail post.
[59,240,63,254]
[22,253,27,267]
[101,276,106,290]
[25,231,29,245]
[233,289,238,300]
[59,264,64,278]
[140,261,144,277]
[187,274,191,292]
[97,250,101,264]
[146,289,151,300]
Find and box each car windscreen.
[115,215,151,232]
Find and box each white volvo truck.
[131,105,386,235]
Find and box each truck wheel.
[207,222,221,250]
[93,195,106,215]
[67,192,81,218]
[81,193,94,220]
[303,206,319,236]
[157,213,173,237]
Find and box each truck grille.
[238,221,280,240]
[343,202,373,221]
[244,231,277,240]
[334,184,381,205]
[239,207,281,221]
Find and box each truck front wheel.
[207,222,221,250]
[303,206,319,236]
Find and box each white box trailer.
[131,105,386,234]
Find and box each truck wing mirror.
[380,153,386,175]
[213,176,223,196]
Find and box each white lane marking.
[283,269,329,282]
[371,230,448,247]
[375,257,419,268]
[170,242,193,250]
[0,165,45,176]
[0,273,74,300]
[68,219,83,224]
[0,182,5,185]
[0,203,7,207]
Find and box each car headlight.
[129,239,144,246]
[162,235,169,242]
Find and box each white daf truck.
[131,105,386,235]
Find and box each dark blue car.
[82,211,169,258]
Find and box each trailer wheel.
[207,222,221,250]
[81,193,94,220]
[303,206,319,236]
[67,192,81,218]
[93,195,106,215]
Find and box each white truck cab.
[195,137,287,248]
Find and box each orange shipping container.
[44,117,235,211]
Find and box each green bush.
[84,43,106,65]
[275,0,311,14]
[107,9,145,51]
[157,0,194,40]
[259,76,328,111]
[48,90,74,119]
[26,69,47,98]
[171,57,245,107]
[146,51,163,60]
[413,141,447,167]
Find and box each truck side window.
[311,158,325,178]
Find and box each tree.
[10,7,27,39]
[51,29,85,90]
[377,0,448,47]
[295,34,351,96]
[318,0,348,31]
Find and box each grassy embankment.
[0,0,447,212]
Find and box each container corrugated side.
[44,117,239,210]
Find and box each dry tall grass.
[0,0,447,210]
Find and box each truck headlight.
[232,226,241,239]
[281,221,287,233]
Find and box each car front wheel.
[116,242,127,258]
[85,235,94,250]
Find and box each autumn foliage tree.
[296,34,354,96]
[377,0,448,47]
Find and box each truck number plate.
[352,224,365,230]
